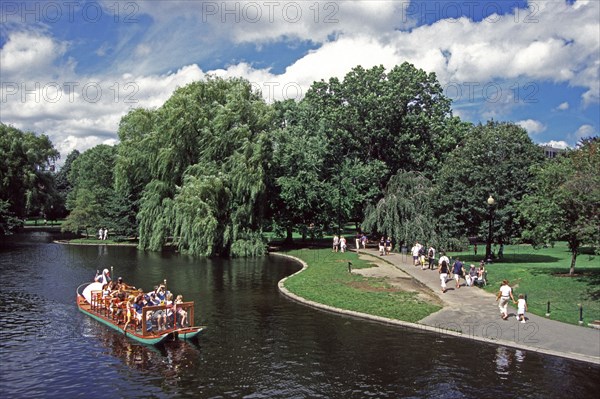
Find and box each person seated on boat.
[110,290,127,320]
[175,294,188,327]
[155,284,168,304]
[123,295,136,331]
[133,295,150,331]
[108,280,119,293]
[116,277,135,292]
[148,292,167,331]
[165,292,175,328]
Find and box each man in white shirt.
[496,279,515,320]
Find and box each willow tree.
[362,171,440,249]
[133,76,275,257]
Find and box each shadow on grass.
[528,267,600,301]
[455,254,562,264]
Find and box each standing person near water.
[496,280,515,320]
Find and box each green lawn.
[68,237,137,245]
[283,248,441,322]
[24,219,64,226]
[448,242,600,325]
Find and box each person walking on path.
[515,294,528,323]
[452,257,465,288]
[427,245,436,270]
[496,280,515,320]
[332,235,339,252]
[438,260,449,293]
[355,233,361,253]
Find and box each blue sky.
[1,0,598,159]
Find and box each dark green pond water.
[0,231,598,398]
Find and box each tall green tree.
[268,64,466,241]
[54,149,80,219]
[434,121,545,245]
[62,144,116,236]
[520,138,600,275]
[114,108,157,237]
[0,123,59,233]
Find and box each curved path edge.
[272,252,600,366]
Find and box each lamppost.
[485,195,495,262]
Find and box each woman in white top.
[496,280,515,320]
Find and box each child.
[175,294,188,327]
[516,293,527,323]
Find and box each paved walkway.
[276,250,600,365]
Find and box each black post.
[348,262,352,273]
[485,195,495,262]
[546,301,550,317]
[579,304,583,325]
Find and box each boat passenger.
[175,295,188,327]
[148,292,167,331]
[165,293,174,328]
[123,295,136,331]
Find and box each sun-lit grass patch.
[283,248,441,322]
[449,242,599,325]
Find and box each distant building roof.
[540,145,567,159]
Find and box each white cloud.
[2,0,599,159]
[0,31,70,78]
[574,124,597,140]
[539,140,570,149]
[516,119,547,135]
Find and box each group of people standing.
[411,242,436,270]
[333,233,369,253]
[98,227,108,240]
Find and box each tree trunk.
[285,226,293,244]
[569,250,577,276]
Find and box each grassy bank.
[448,242,599,325]
[283,248,441,323]
[67,238,137,245]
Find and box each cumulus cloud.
[574,124,597,140]
[516,119,547,135]
[1,0,598,159]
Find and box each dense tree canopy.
[269,63,467,238]
[62,145,116,236]
[127,77,274,256]
[520,139,600,274]
[0,123,59,234]
[5,66,594,260]
[434,121,545,245]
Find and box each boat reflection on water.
[94,326,202,378]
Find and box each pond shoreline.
[273,251,600,366]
